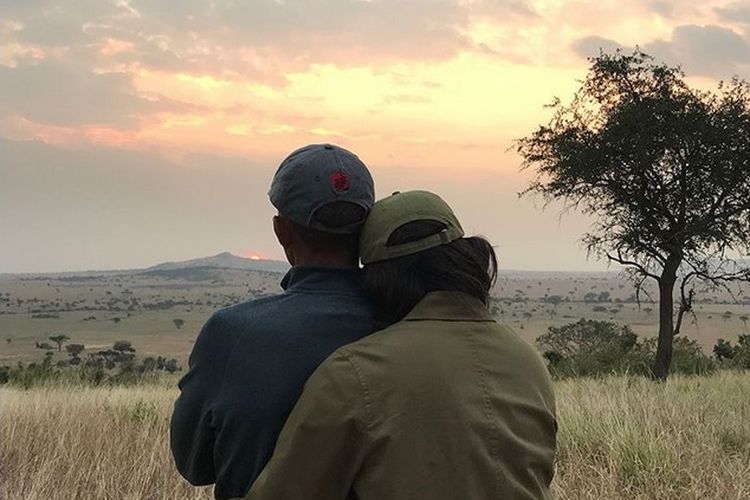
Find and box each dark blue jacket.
[170,267,379,499]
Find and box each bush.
[639,337,715,376]
[714,338,735,360]
[713,335,750,370]
[537,319,643,378]
[0,353,182,389]
[112,340,135,353]
[537,319,715,378]
[537,319,637,358]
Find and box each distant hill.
[145,252,290,274]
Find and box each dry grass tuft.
[1,373,749,499]
[0,383,211,500]
[552,372,750,499]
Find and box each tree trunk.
[651,259,680,381]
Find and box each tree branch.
[606,250,661,281]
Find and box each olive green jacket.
[243,291,557,500]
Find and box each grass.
[1,373,749,499]
[0,381,212,500]
[553,372,750,499]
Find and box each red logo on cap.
[331,170,350,192]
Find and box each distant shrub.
[66,344,85,357]
[537,319,644,378]
[639,337,715,376]
[714,338,736,361]
[713,335,750,370]
[0,350,182,389]
[112,340,135,353]
[538,319,715,378]
[121,400,161,424]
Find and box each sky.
[1,0,749,273]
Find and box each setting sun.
[243,250,263,260]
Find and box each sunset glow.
[2,0,748,272]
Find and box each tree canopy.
[518,50,750,379]
[49,334,70,352]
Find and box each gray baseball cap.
[269,144,375,234]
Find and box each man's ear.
[273,216,294,248]
[273,216,297,266]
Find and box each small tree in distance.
[49,334,70,352]
[518,50,750,380]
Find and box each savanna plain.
[1,255,749,499]
[3,374,749,500]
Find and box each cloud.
[0,59,197,127]
[715,2,750,26]
[571,25,750,80]
[645,24,750,79]
[383,94,432,104]
[571,36,627,59]
[0,1,129,46]
[114,0,492,76]
[638,0,695,18]
[2,0,538,79]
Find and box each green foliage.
[539,319,715,378]
[641,337,715,376]
[49,334,70,352]
[713,335,750,370]
[112,340,135,353]
[65,343,85,357]
[538,319,643,377]
[518,49,750,379]
[0,361,177,388]
[538,319,637,358]
[713,338,736,360]
[0,338,182,389]
[122,400,161,424]
[541,295,564,306]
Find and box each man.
[170,144,379,499]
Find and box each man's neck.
[292,251,358,269]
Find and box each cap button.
[324,144,334,150]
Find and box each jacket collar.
[281,266,365,294]
[404,291,494,322]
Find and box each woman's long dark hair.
[363,220,498,324]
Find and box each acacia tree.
[518,51,750,380]
[49,334,70,352]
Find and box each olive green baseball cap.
[359,190,465,264]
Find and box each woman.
[244,191,557,500]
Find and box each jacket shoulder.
[208,293,289,325]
